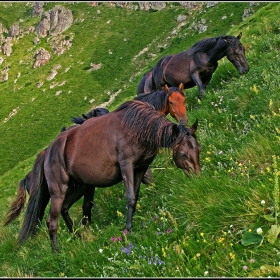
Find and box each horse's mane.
[134,87,185,111]
[189,35,237,55]
[114,100,191,155]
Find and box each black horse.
[136,33,249,99]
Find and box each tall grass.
[0,2,279,277]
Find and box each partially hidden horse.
[4,85,188,235]
[136,32,249,99]
[8,100,201,252]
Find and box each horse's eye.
[180,152,188,159]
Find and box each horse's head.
[172,119,201,176]
[83,107,109,119]
[225,32,249,75]
[165,82,188,126]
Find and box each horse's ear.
[237,32,242,40]
[190,119,198,134]
[164,84,169,93]
[178,82,184,91]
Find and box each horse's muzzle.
[239,66,249,75]
[179,118,188,126]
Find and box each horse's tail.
[18,149,46,246]
[4,176,29,226]
[71,116,86,125]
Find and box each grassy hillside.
[1,2,280,277]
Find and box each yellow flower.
[250,115,255,120]
[229,252,235,260]
[200,232,204,237]
[205,157,211,162]
[117,210,123,217]
[252,84,258,93]
[218,237,225,243]
[162,247,167,258]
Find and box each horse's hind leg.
[61,181,86,234]
[46,191,67,252]
[81,185,95,226]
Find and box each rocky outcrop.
[2,38,13,56]
[33,48,51,69]
[9,23,20,37]
[35,5,73,38]
[33,2,44,17]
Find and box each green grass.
[1,1,280,277]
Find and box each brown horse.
[12,100,200,252]
[4,85,189,233]
[137,33,249,99]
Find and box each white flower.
[261,200,265,205]
[257,227,263,234]
[204,271,209,276]
[99,249,103,253]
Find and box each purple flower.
[167,228,171,234]
[111,236,116,242]
[250,259,255,263]
[123,229,127,236]
[243,266,248,270]
[117,236,122,241]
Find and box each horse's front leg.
[81,185,95,226]
[121,163,136,231]
[190,72,205,99]
[133,168,149,215]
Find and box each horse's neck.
[206,43,228,63]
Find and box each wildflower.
[252,84,258,93]
[250,259,255,263]
[99,249,103,253]
[117,236,122,241]
[204,271,209,276]
[229,252,235,260]
[59,272,65,277]
[118,197,121,201]
[248,229,252,232]
[243,265,248,270]
[257,228,263,235]
[162,247,167,258]
[167,228,171,234]
[123,229,127,236]
[154,216,157,220]
[117,210,123,217]
[218,237,225,243]
[261,200,265,205]
[200,232,204,237]
[205,157,211,162]
[111,236,116,242]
